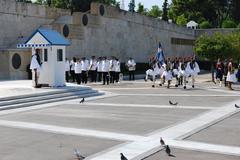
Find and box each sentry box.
[17,28,70,87]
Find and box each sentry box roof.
[17,28,70,48]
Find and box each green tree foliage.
[162,0,168,21]
[128,0,135,12]
[230,0,240,23]
[176,14,187,26]
[195,32,238,61]
[137,3,147,15]
[222,20,237,28]
[147,5,162,18]
[33,0,118,12]
[171,0,236,27]
[199,21,212,29]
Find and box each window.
[171,37,195,46]
[57,49,63,62]
[44,49,48,62]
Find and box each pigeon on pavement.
[120,153,128,160]
[74,149,85,160]
[169,100,178,106]
[80,98,85,104]
[160,137,165,146]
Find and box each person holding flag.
[156,42,165,66]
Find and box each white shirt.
[65,60,70,71]
[74,62,82,74]
[89,59,98,71]
[115,60,121,72]
[30,54,41,70]
[127,59,136,71]
[97,60,103,72]
[109,60,116,72]
[102,60,110,72]
[81,60,89,71]
[70,60,75,71]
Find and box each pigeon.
[235,104,240,108]
[160,137,165,146]
[80,98,85,104]
[169,100,178,106]
[74,149,85,160]
[165,145,171,156]
[120,153,128,160]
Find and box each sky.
[123,0,172,9]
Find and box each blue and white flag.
[156,42,165,65]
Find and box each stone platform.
[0,74,239,160]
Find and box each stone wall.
[0,1,197,80]
[64,3,196,62]
[0,0,70,49]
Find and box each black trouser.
[65,71,69,82]
[129,71,135,80]
[103,72,109,85]
[178,76,183,85]
[110,71,115,83]
[115,72,120,82]
[81,71,88,84]
[98,72,102,82]
[89,70,97,82]
[224,76,227,87]
[70,70,75,82]
[76,73,82,85]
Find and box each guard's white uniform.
[186,62,200,76]
[162,70,173,81]
[186,61,200,87]
[30,55,41,70]
[178,62,187,77]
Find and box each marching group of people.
[145,56,200,89]
[65,56,136,85]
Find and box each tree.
[162,0,168,21]
[195,32,236,61]
[176,14,187,26]
[137,3,147,15]
[171,0,234,27]
[199,21,212,29]
[222,20,237,28]
[230,0,240,23]
[128,0,135,12]
[147,5,162,18]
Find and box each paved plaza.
[0,74,240,160]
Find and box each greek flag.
[156,42,165,65]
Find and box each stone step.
[0,91,103,111]
[0,89,96,107]
[0,87,91,102]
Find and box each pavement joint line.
[0,119,146,142]
[167,140,240,156]
[201,86,240,95]
[87,100,240,160]
[115,93,240,97]
[84,102,215,110]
